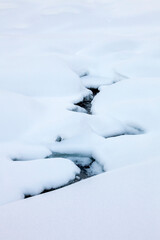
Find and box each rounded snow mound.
[0,55,86,97]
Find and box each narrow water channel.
[24,87,104,199]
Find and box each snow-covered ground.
[1,158,160,240]
[0,0,160,239]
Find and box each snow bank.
[0,157,79,205]
[1,74,160,203]
[92,78,160,170]
[93,133,160,171]
[0,90,44,141]
[0,159,160,240]
[92,78,160,131]
[50,112,141,158]
[0,56,88,97]
[0,1,160,233]
[76,40,160,80]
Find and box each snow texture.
[0,0,160,239]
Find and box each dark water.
[74,87,99,114]
[24,155,104,199]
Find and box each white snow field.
[0,0,160,239]
[1,159,160,240]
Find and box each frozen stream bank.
[22,79,145,199]
[24,87,104,198]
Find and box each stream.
[25,87,104,198]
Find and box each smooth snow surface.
[0,0,160,239]
[0,56,87,97]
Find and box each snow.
[0,56,88,97]
[0,0,160,239]
[0,157,80,205]
[92,78,160,170]
[0,89,88,203]
[81,75,114,89]
[77,40,160,80]
[0,159,160,240]
[0,90,44,141]
[92,78,160,132]
[97,133,160,170]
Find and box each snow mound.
[0,158,160,240]
[0,56,87,97]
[0,157,80,205]
[92,78,160,131]
[76,40,160,80]
[92,78,160,170]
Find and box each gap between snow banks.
[74,88,100,114]
[13,84,145,200]
[24,156,103,199]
